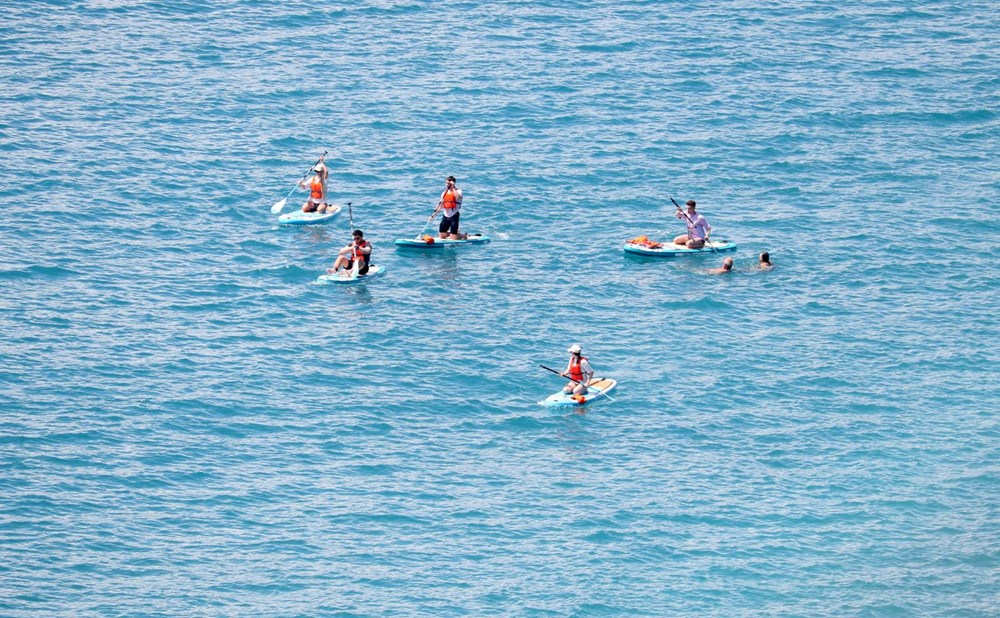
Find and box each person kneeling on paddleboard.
[434,176,468,240]
[561,344,594,396]
[674,199,711,248]
[329,229,372,276]
[300,160,333,214]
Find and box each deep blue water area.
[1,1,997,615]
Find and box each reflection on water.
[279,225,337,247]
[396,246,463,281]
[346,284,374,304]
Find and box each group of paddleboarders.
[285,161,775,401]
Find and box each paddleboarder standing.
[433,176,467,240]
[561,344,594,396]
[674,200,711,248]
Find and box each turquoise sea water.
[1,1,998,615]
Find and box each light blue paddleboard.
[314,264,386,285]
[279,205,342,225]
[623,239,737,257]
[395,233,490,248]
[538,378,617,407]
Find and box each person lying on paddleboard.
[561,344,594,396]
[328,229,372,276]
[300,159,333,214]
[433,176,468,240]
[708,257,734,275]
[674,200,711,248]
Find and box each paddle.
[350,251,361,279]
[671,197,717,253]
[344,202,360,279]
[539,364,616,402]
[271,151,328,214]
[416,209,438,239]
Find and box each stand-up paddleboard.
[279,205,342,225]
[623,238,737,257]
[314,264,386,285]
[395,233,490,248]
[538,378,617,407]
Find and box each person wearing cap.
[708,256,734,275]
[300,160,332,213]
[673,199,711,248]
[433,176,467,240]
[328,229,372,276]
[561,344,594,396]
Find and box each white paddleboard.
[314,264,386,285]
[538,378,617,407]
[279,205,342,225]
[623,239,737,256]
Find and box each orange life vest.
[441,188,458,211]
[310,176,324,200]
[569,355,587,382]
[352,240,370,260]
[628,235,663,249]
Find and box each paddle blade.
[271,198,287,214]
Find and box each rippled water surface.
[1,1,997,615]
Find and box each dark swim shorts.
[439,212,460,234]
[345,260,370,275]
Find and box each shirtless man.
[708,257,735,275]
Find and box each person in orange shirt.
[300,160,332,213]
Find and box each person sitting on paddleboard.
[561,344,594,396]
[300,160,333,214]
[674,200,711,248]
[328,229,372,276]
[708,256,734,275]
[434,176,467,240]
